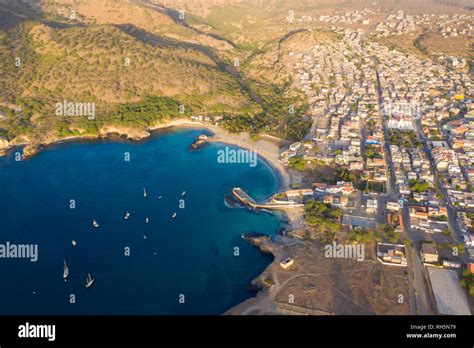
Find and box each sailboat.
[72,240,77,246]
[85,273,94,288]
[63,260,69,281]
[143,188,147,197]
[124,211,130,220]
[181,191,186,197]
[145,217,149,224]
[143,235,147,240]
[92,219,99,228]
[172,212,177,218]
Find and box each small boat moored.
[85,273,94,288]
[63,260,69,281]
[92,220,99,228]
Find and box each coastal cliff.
[4,125,157,159]
[243,234,281,291]
[224,234,284,315]
[99,126,151,141]
[243,233,279,255]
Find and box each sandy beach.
[149,119,292,189]
[8,118,291,191]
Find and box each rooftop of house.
[421,243,438,255]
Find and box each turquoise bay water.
[0,129,284,314]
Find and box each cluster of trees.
[220,101,311,142]
[304,199,341,233]
[365,145,383,159]
[347,228,379,243]
[285,114,312,141]
[335,167,365,189]
[347,224,401,244]
[366,118,377,130]
[429,128,442,141]
[409,179,430,193]
[54,95,183,138]
[220,112,271,134]
[389,130,421,148]
[288,157,306,172]
[347,223,404,244]
[111,95,182,125]
[308,165,365,190]
[379,224,399,244]
[2,98,42,139]
[230,81,311,141]
[365,181,386,194]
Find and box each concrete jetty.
[232,188,304,210]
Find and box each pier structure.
[232,187,304,210]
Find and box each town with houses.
[271,18,473,314]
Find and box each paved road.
[413,117,469,263]
[375,67,433,315]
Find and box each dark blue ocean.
[0,128,284,314]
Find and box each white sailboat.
[172,212,177,218]
[124,211,130,220]
[63,260,69,281]
[143,235,147,240]
[72,240,77,246]
[143,187,147,197]
[145,217,149,224]
[181,191,186,197]
[92,219,99,228]
[85,273,94,288]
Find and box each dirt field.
[226,236,410,315]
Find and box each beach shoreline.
[2,118,292,190]
[148,120,292,190]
